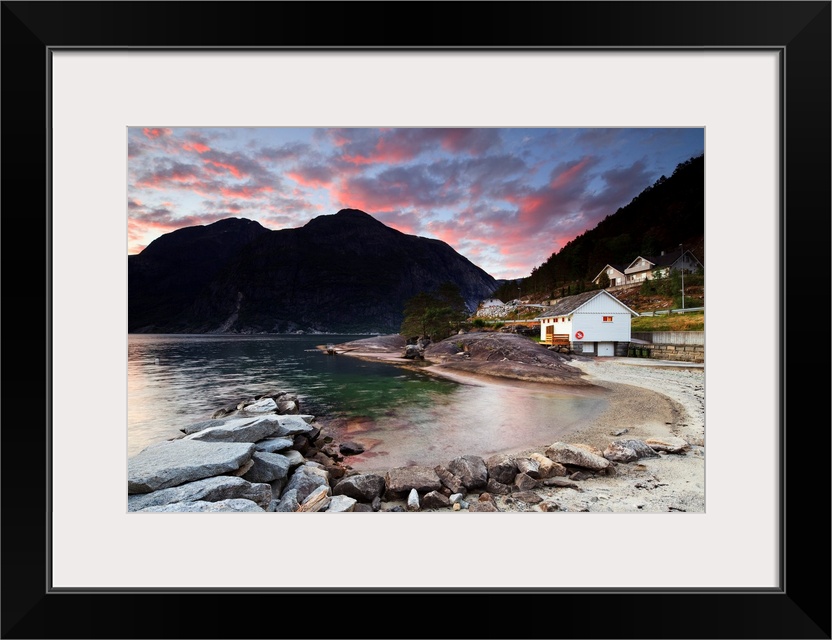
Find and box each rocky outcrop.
[128,475,271,511]
[137,498,265,512]
[128,440,256,494]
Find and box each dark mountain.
[128,209,498,334]
[128,217,271,332]
[493,154,704,300]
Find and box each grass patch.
[631,311,704,332]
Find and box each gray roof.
[536,290,614,318]
[648,248,684,267]
[635,248,703,269]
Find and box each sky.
[128,127,704,280]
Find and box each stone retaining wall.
[627,342,704,363]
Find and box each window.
[603,316,613,322]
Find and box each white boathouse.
[535,290,639,356]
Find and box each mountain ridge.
[129,209,498,334]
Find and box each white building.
[535,290,639,357]
[593,248,703,288]
[479,298,504,308]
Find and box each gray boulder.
[273,415,317,437]
[327,495,357,512]
[613,439,660,459]
[449,493,469,509]
[128,440,255,494]
[339,441,365,455]
[180,418,232,435]
[402,344,424,360]
[137,498,264,512]
[254,437,294,453]
[128,475,271,511]
[277,399,299,414]
[603,442,639,463]
[183,415,282,443]
[282,450,305,468]
[274,489,300,512]
[242,452,291,484]
[485,454,518,485]
[384,466,442,497]
[283,464,330,503]
[448,455,488,490]
[422,491,451,509]
[241,397,278,413]
[333,474,386,502]
[644,437,690,454]
[545,442,611,471]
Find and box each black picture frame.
[2,2,829,638]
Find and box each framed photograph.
[3,2,829,638]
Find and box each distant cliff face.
[128,209,499,334]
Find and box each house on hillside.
[592,263,627,287]
[535,290,639,357]
[479,298,504,308]
[592,248,703,288]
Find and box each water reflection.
[128,334,607,467]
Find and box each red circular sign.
[575,331,584,340]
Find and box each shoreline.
[128,333,705,513]
[327,333,705,512]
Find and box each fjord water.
[128,334,607,470]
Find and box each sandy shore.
[330,335,706,513]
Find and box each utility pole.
[679,243,685,310]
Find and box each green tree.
[400,291,435,338]
[597,271,611,289]
[400,283,468,341]
[669,268,684,308]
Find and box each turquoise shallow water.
[127,334,607,469]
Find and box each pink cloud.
[142,127,172,139]
[219,184,274,199]
[551,156,594,190]
[204,159,244,178]
[438,128,501,155]
[332,128,502,167]
[135,163,205,190]
[286,164,334,189]
[183,141,211,153]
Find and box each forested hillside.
[493,154,704,300]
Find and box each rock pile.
[128,391,691,513]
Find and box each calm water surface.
[128,334,608,470]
